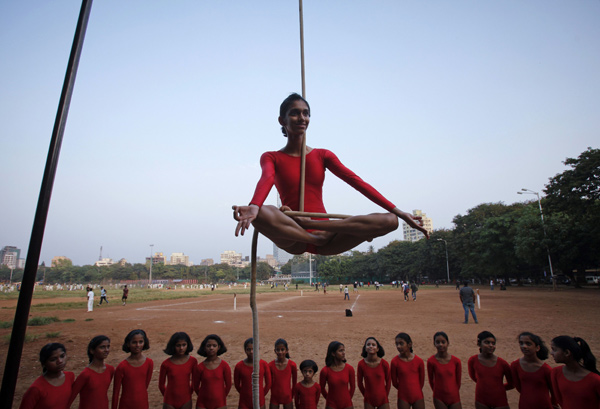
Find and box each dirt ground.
[1,285,599,409]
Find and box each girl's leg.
[397,400,411,409]
[294,213,398,239]
[376,403,390,409]
[179,401,193,409]
[411,399,425,409]
[163,404,175,409]
[432,399,448,409]
[364,402,375,409]
[282,403,293,409]
[448,403,462,409]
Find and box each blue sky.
[1,1,598,266]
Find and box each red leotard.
[234,360,271,409]
[19,372,74,409]
[390,355,425,405]
[194,359,232,409]
[467,355,512,407]
[269,360,298,405]
[551,366,600,409]
[69,366,114,409]
[426,355,461,406]
[319,364,356,409]
[510,360,554,409]
[293,382,321,409]
[357,359,391,407]
[112,358,153,409]
[159,356,198,408]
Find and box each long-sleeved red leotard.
[390,355,425,405]
[357,359,390,407]
[111,358,153,409]
[234,360,271,409]
[426,355,461,406]
[69,366,114,409]
[510,360,555,409]
[194,359,232,409]
[19,372,74,409]
[319,364,356,409]
[467,355,513,408]
[159,356,198,408]
[269,360,298,405]
[551,366,600,409]
[293,382,321,409]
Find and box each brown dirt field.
[1,285,599,409]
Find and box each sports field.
[1,285,599,409]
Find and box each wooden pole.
[250,230,260,409]
[298,0,307,212]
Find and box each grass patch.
[85,318,93,322]
[28,316,60,326]
[0,320,13,329]
[62,318,75,323]
[2,333,39,343]
[46,331,61,338]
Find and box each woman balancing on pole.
[233,93,429,255]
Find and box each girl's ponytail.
[574,337,600,375]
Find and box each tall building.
[146,252,166,264]
[402,210,433,242]
[273,243,293,265]
[220,250,242,266]
[0,246,20,269]
[170,252,193,267]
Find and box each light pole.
[436,239,450,284]
[149,244,154,288]
[517,188,556,290]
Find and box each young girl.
[510,332,556,409]
[159,332,198,409]
[19,343,74,409]
[357,337,391,409]
[112,329,154,409]
[320,341,356,409]
[390,332,425,409]
[426,332,462,409]
[269,338,298,409]
[234,337,272,409]
[69,335,114,409]
[550,335,600,409]
[467,331,513,409]
[194,334,232,409]
[293,360,321,409]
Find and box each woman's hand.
[232,205,259,236]
[393,208,430,239]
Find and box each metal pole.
[149,244,154,288]
[436,239,450,284]
[0,1,93,407]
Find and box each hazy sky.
[1,1,598,267]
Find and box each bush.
[0,320,13,329]
[28,316,60,326]
[45,332,61,338]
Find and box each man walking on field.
[459,281,478,324]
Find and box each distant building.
[0,246,20,269]
[117,258,128,266]
[200,259,214,266]
[273,243,293,265]
[170,252,193,267]
[261,254,278,268]
[402,209,433,242]
[95,258,114,267]
[51,256,72,267]
[221,250,242,266]
[146,252,166,265]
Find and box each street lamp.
[517,188,556,290]
[149,244,154,288]
[436,238,450,284]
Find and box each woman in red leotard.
[232,93,429,256]
[427,332,462,409]
[390,332,425,409]
[467,331,513,409]
[112,329,154,409]
[19,343,74,409]
[159,332,198,409]
[234,337,271,409]
[320,341,355,409]
[510,332,556,409]
[269,338,297,409]
[69,335,114,409]
[194,334,232,409]
[357,337,391,409]
[293,360,321,409]
[550,335,600,409]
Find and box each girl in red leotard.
[510,332,557,409]
[112,329,154,409]
[159,332,198,409]
[232,93,429,256]
[194,334,232,409]
[293,360,321,409]
[390,332,425,409]
[426,332,462,409]
[550,335,600,409]
[320,341,355,409]
[357,337,390,409]
[69,335,114,409]
[19,343,74,409]
[467,331,513,409]
[234,337,271,409]
[269,338,297,409]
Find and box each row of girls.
[19,329,600,409]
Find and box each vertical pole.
[298,0,307,212]
[250,230,260,409]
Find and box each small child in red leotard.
[234,337,272,409]
[550,335,600,409]
[69,335,114,409]
[112,329,154,409]
[159,332,198,409]
[426,332,462,409]
[390,332,425,409]
[19,343,74,409]
[467,331,513,409]
[320,341,355,409]
[293,360,321,409]
[510,332,556,409]
[357,337,390,409]
[269,338,297,409]
[194,334,232,409]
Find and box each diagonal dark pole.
[0,1,93,407]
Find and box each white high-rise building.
[402,210,433,242]
[221,250,242,266]
[0,246,20,269]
